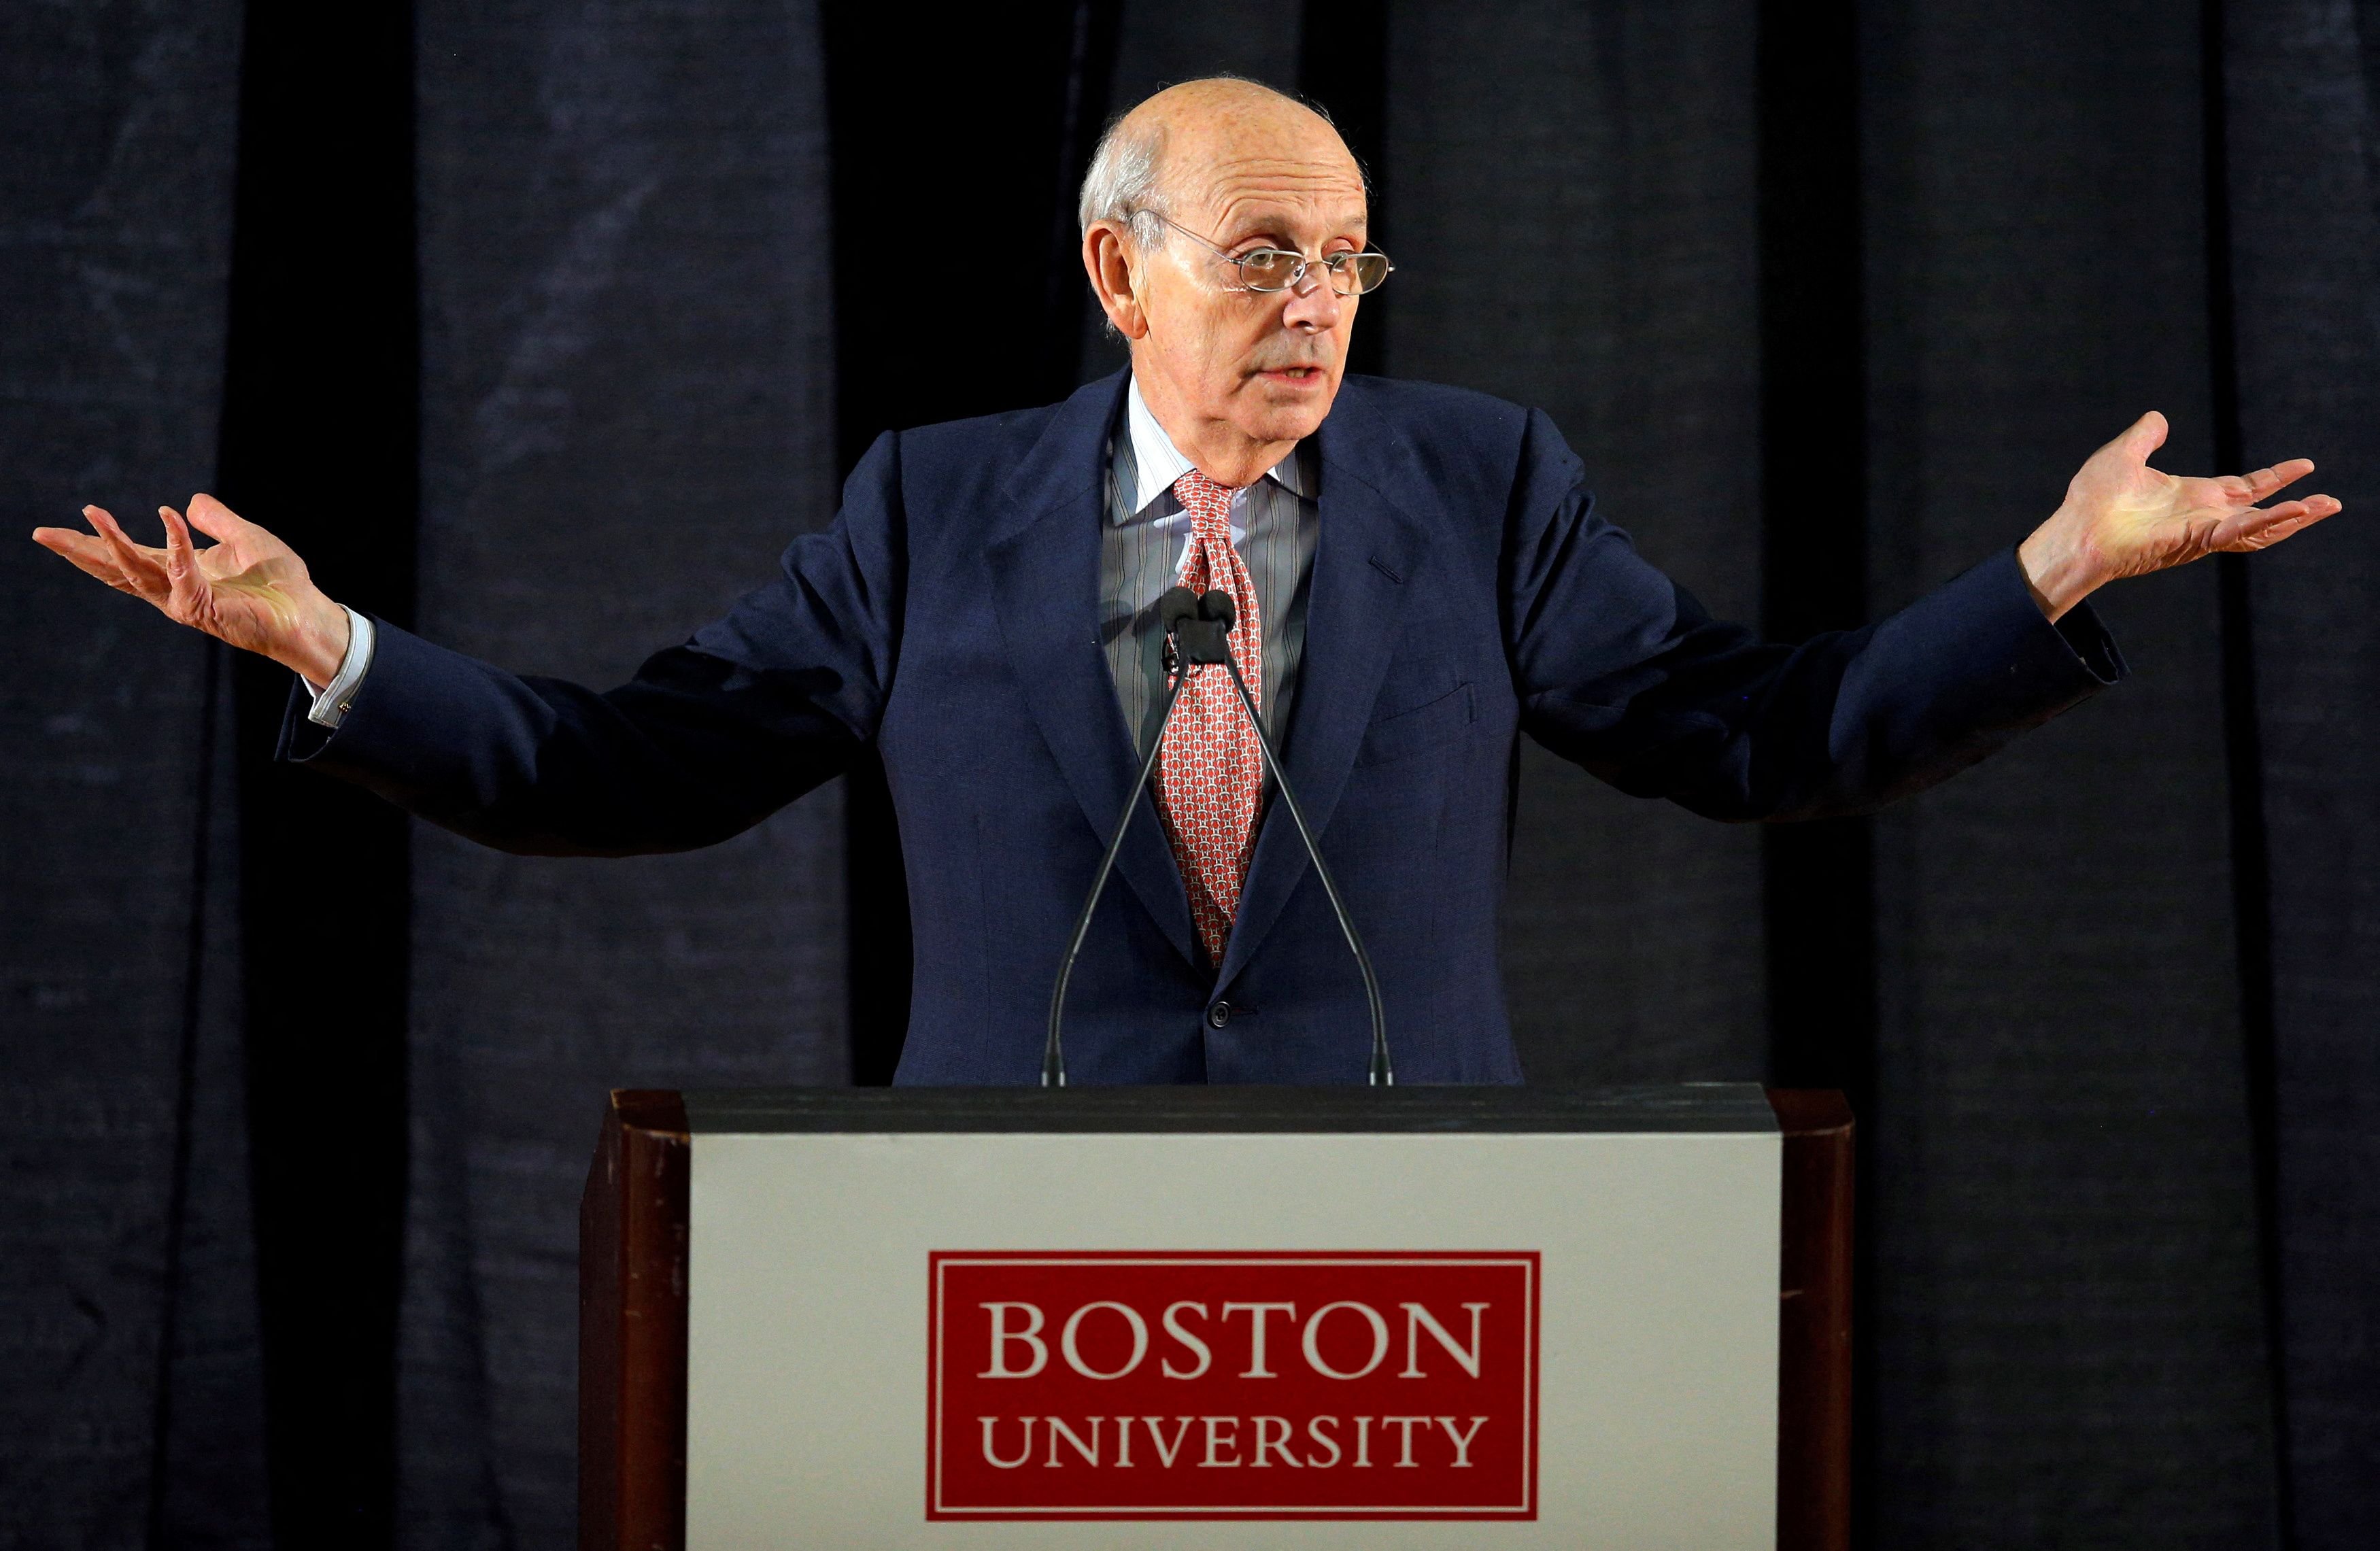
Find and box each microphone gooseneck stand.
[1041,644,1189,1087]
[1043,586,1395,1089]
[1196,591,1393,1088]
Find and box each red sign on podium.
[925,1250,1540,1521]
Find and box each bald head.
[1078,78,1365,240]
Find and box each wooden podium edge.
[580,1089,691,1551]
[1767,1087,1854,1551]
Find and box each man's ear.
[1082,224,1149,341]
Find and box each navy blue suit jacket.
[284,371,2122,1083]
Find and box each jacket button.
[1207,1001,1232,1029]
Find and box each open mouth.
[1257,365,1325,385]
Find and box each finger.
[31,526,142,592]
[86,502,152,553]
[184,492,251,542]
[88,505,172,599]
[2217,512,2313,552]
[2264,492,2342,524]
[2213,494,2340,551]
[158,505,208,615]
[2217,458,2317,505]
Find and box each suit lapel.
[1216,383,1435,991]
[985,371,1197,968]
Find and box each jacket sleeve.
[1502,409,2124,821]
[275,432,908,855]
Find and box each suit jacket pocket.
[1355,681,1475,766]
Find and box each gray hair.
[1076,116,1170,248]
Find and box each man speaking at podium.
[34,78,2337,1085]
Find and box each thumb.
[2118,410,2169,462]
[184,492,251,542]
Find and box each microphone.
[1042,585,1395,1087]
[1159,584,1202,638]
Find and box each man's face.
[1127,112,1370,451]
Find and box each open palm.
[31,494,349,679]
[2056,411,2338,585]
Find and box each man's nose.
[1281,269,1344,333]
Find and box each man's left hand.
[2018,411,2341,621]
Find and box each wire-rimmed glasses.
[1139,209,1393,296]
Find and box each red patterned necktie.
[1157,468,1265,965]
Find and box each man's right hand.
[32,494,351,685]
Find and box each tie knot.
[1171,469,1238,524]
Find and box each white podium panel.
[677,1088,1780,1550]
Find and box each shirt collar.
[1117,375,1311,521]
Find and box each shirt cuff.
[302,607,376,728]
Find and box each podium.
[581,1085,1851,1549]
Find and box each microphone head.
[1159,585,1202,636]
[1198,588,1236,630]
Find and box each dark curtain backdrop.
[1385,0,1770,1085]
[2227,0,2380,1536]
[6,2,2379,1548]
[397,3,845,1546]
[1858,3,2277,1539]
[0,3,267,1548]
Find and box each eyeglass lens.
[1237,250,1391,295]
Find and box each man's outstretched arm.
[31,460,900,855]
[1506,409,2341,820]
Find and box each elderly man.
[34,78,2337,1084]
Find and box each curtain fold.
[0,2,262,1545]
[2224,1,2380,1541]
[404,1,845,1539]
[1384,0,1770,1085]
[1858,0,2279,1540]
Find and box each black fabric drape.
[2224,2,2380,1541]
[150,652,267,1549]
[216,3,420,1538]
[1758,0,1877,1100]
[400,2,844,1540]
[0,2,265,1545]
[1384,0,1771,1086]
[821,0,1120,1084]
[1859,1,2279,1539]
